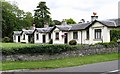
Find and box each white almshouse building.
[13,15,120,44]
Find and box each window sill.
[55,39,59,40]
[73,39,78,40]
[93,39,102,41]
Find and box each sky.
[5,0,120,22]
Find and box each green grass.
[0,43,38,48]
[2,53,119,71]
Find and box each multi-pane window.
[36,33,39,40]
[95,29,102,39]
[55,32,59,40]
[73,32,78,39]
[23,35,25,40]
[86,30,89,39]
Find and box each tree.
[2,1,18,41]
[2,1,33,42]
[34,1,51,28]
[22,12,34,29]
[51,20,61,26]
[65,18,76,24]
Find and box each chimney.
[31,23,36,30]
[79,19,85,23]
[62,19,67,25]
[91,12,98,21]
[44,22,49,28]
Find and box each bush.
[69,40,77,45]
[110,30,120,42]
[1,44,77,55]
[95,41,118,48]
[2,37,10,42]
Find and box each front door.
[64,33,68,44]
[43,35,46,43]
[18,36,20,42]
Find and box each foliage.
[1,41,118,55]
[65,18,76,24]
[34,1,52,27]
[2,37,10,42]
[1,43,75,55]
[50,20,62,26]
[95,41,118,48]
[2,53,118,70]
[2,1,33,42]
[69,40,77,45]
[110,29,120,42]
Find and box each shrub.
[2,37,10,42]
[69,40,77,45]
[1,44,77,55]
[95,41,118,48]
[110,29,120,42]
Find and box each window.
[55,32,59,40]
[49,33,51,39]
[73,32,78,39]
[95,29,102,39]
[23,35,25,40]
[36,34,39,40]
[86,30,89,39]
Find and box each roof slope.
[36,27,54,33]
[22,30,34,35]
[56,25,72,31]
[13,31,22,35]
[54,20,118,31]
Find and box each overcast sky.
[5,0,120,22]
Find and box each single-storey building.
[13,15,120,44]
[33,27,53,43]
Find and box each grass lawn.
[2,53,119,71]
[0,43,38,48]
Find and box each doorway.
[43,35,46,43]
[28,35,31,43]
[64,33,68,44]
[18,36,20,42]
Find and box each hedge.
[1,42,118,55]
[2,44,78,55]
[110,29,120,42]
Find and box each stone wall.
[2,47,118,61]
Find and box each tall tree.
[65,18,76,24]
[34,1,51,27]
[2,1,33,42]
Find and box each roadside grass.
[2,53,119,70]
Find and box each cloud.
[6,0,119,22]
